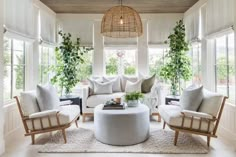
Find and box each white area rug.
[38,127,208,154]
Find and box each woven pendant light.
[101,0,143,38]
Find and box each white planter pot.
[127,100,140,107]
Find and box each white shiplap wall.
[0,0,5,154]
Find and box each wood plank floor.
[2,117,236,157]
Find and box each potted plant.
[125,92,144,107]
[160,20,192,96]
[49,31,93,96]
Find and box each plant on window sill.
[160,20,192,96]
[49,31,93,96]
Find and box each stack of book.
[103,100,127,110]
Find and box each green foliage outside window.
[124,65,136,75]
[106,57,118,75]
[216,57,235,81]
[77,52,93,81]
[15,55,24,89]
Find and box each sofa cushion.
[159,105,215,132]
[88,78,103,95]
[141,74,156,93]
[103,76,122,92]
[198,89,224,117]
[121,75,138,92]
[20,91,40,116]
[36,84,60,111]
[125,80,142,93]
[87,92,125,108]
[180,85,203,111]
[26,105,80,130]
[93,81,113,94]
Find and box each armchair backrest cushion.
[36,84,60,111]
[20,91,40,116]
[180,85,203,111]
[198,89,224,117]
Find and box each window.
[4,38,25,102]
[215,33,235,104]
[191,43,202,84]
[39,46,55,84]
[148,47,168,79]
[78,50,93,81]
[105,49,136,76]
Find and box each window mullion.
[10,40,14,99]
[226,35,230,97]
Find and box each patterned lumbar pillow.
[141,74,156,93]
[125,79,142,93]
[93,81,113,95]
[36,84,60,111]
[103,76,122,92]
[180,85,203,111]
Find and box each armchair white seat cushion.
[87,92,125,108]
[26,105,80,130]
[29,109,59,118]
[159,105,215,132]
[181,110,213,119]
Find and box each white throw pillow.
[93,81,113,94]
[88,78,103,95]
[36,84,60,111]
[121,75,138,92]
[103,76,122,92]
[198,89,224,117]
[125,80,142,93]
[180,85,203,111]
[20,91,40,116]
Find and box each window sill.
[3,100,16,108]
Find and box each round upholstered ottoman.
[94,104,150,146]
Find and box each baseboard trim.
[218,126,236,145]
[0,139,5,155]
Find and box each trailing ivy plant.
[50,31,93,95]
[160,20,192,96]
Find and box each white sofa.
[82,76,162,122]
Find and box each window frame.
[104,47,137,76]
[214,33,235,105]
[4,38,26,103]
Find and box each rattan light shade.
[101,5,143,38]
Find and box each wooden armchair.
[14,91,80,144]
[159,89,227,147]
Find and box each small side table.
[165,95,180,105]
[60,95,82,115]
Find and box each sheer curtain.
[206,0,234,36]
[4,0,34,39]
[40,9,56,44]
[184,10,200,42]
[148,15,182,45]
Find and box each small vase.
[127,100,140,107]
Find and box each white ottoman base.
[94,104,150,146]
